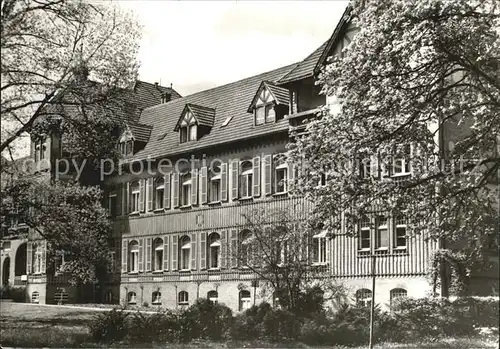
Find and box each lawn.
[0,300,498,348]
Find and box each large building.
[1,9,497,309]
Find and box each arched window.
[240,230,252,267]
[154,177,165,209]
[273,155,288,194]
[179,235,191,270]
[178,291,189,305]
[104,290,113,304]
[356,288,372,308]
[208,233,221,269]
[34,244,43,274]
[130,181,140,213]
[239,161,253,198]
[31,291,40,303]
[153,238,164,271]
[207,290,218,304]
[152,291,162,305]
[128,291,137,304]
[390,288,407,308]
[180,173,192,206]
[239,290,251,311]
[209,165,221,203]
[128,240,139,272]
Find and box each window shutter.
[220,230,227,268]
[220,163,228,201]
[190,233,197,270]
[164,173,171,209]
[172,235,178,270]
[230,229,238,268]
[27,241,33,274]
[191,169,198,206]
[200,167,208,204]
[115,239,120,273]
[200,232,207,270]
[124,182,130,215]
[253,156,261,197]
[122,239,128,273]
[263,154,272,195]
[139,179,146,212]
[146,237,152,271]
[172,173,179,208]
[163,236,169,271]
[230,160,239,200]
[41,240,46,274]
[138,238,144,272]
[116,183,122,216]
[288,161,294,194]
[147,178,153,211]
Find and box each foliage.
[180,298,234,342]
[88,307,130,343]
[2,179,112,285]
[231,302,271,340]
[289,0,500,292]
[0,286,27,302]
[1,0,140,155]
[127,310,182,343]
[262,308,302,342]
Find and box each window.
[105,291,113,304]
[209,166,221,203]
[253,88,276,125]
[359,218,371,250]
[152,291,162,305]
[179,235,191,270]
[239,290,252,311]
[276,239,288,265]
[119,139,134,157]
[154,177,164,210]
[394,216,407,249]
[274,162,288,194]
[34,245,43,274]
[128,291,137,304]
[207,290,218,304]
[390,288,407,308]
[153,238,164,271]
[360,158,372,178]
[178,291,189,305]
[179,110,197,143]
[375,216,389,250]
[130,181,140,213]
[108,191,117,217]
[189,124,197,141]
[34,139,46,161]
[240,230,252,267]
[180,127,188,143]
[180,173,191,206]
[207,233,221,269]
[312,232,328,264]
[128,240,139,272]
[255,106,266,125]
[31,291,40,303]
[356,289,372,307]
[240,161,253,198]
[392,144,411,175]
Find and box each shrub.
[231,302,271,340]
[0,286,11,299]
[293,285,326,318]
[298,314,335,345]
[180,298,234,342]
[88,308,130,343]
[127,310,182,343]
[262,308,301,342]
[9,286,27,302]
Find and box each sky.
[116,1,350,96]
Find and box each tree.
[236,208,347,315]
[2,178,112,285]
[1,0,140,156]
[289,0,499,295]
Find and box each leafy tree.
[236,208,347,314]
[289,0,499,295]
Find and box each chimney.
[154,82,159,89]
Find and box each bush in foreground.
[88,308,130,343]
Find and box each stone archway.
[15,243,27,276]
[2,257,10,286]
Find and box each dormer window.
[175,103,215,142]
[179,111,197,143]
[119,128,134,156]
[248,81,289,126]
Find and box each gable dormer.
[248,81,289,126]
[119,126,134,157]
[174,104,215,143]
[118,122,152,156]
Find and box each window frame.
[209,166,221,203]
[392,144,411,176]
[394,217,408,250]
[239,161,253,199]
[356,288,372,308]
[390,288,407,308]
[128,240,139,273]
[274,163,288,194]
[178,290,189,305]
[130,181,140,213]
[207,290,218,304]
[152,291,162,305]
[375,216,389,251]
[358,219,371,251]
[207,233,221,269]
[239,290,252,311]
[179,235,191,271]
[128,291,137,304]
[180,173,192,207]
[154,177,165,210]
[312,233,328,265]
[153,238,164,272]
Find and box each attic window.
[119,130,134,156]
[221,116,233,127]
[248,82,289,126]
[179,111,197,143]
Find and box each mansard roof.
[174,103,216,131]
[132,63,296,161]
[247,81,290,113]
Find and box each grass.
[0,301,498,348]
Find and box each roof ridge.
[278,39,329,83]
